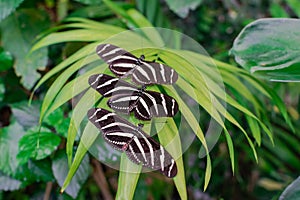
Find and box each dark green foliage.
[0,0,299,199]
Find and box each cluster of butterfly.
[87,44,179,178]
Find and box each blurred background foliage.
[0,0,299,199]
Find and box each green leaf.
[165,0,202,18]
[116,154,142,200]
[269,3,289,18]
[0,0,24,21]
[0,121,25,175]
[69,5,113,18]
[44,108,71,138]
[0,47,13,72]
[17,131,61,165]
[53,150,90,199]
[0,9,50,89]
[0,172,22,191]
[14,159,55,186]
[286,0,300,18]
[279,176,300,200]
[61,121,99,193]
[73,0,102,5]
[10,101,40,130]
[231,18,300,82]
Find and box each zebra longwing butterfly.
[96,44,178,85]
[89,74,179,121]
[87,107,177,178]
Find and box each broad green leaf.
[0,47,13,72]
[10,101,40,130]
[53,151,90,199]
[44,108,71,138]
[0,121,25,175]
[231,18,300,82]
[165,0,202,18]
[279,176,300,200]
[17,131,61,165]
[0,172,22,191]
[14,159,55,186]
[0,9,50,89]
[0,0,24,21]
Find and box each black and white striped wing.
[96,44,138,77]
[88,73,139,97]
[107,91,179,120]
[87,108,177,178]
[134,91,179,120]
[96,43,178,85]
[124,131,177,178]
[132,61,178,85]
[87,107,136,151]
[89,74,179,120]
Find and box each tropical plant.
[28,1,293,199]
[1,0,299,199]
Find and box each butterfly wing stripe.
[95,112,116,122]
[107,55,137,64]
[104,86,138,96]
[136,130,155,167]
[142,92,159,114]
[109,95,139,103]
[138,98,151,116]
[140,61,158,82]
[170,69,175,84]
[132,72,149,85]
[159,145,165,171]
[112,62,136,68]
[89,74,104,86]
[102,47,123,57]
[101,122,136,131]
[168,159,176,177]
[159,63,166,83]
[160,94,168,115]
[128,144,142,164]
[133,137,148,163]
[134,106,151,120]
[96,44,110,55]
[96,78,119,89]
[88,108,103,119]
[106,132,134,138]
[134,65,151,81]
[171,99,176,116]
[111,59,137,69]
